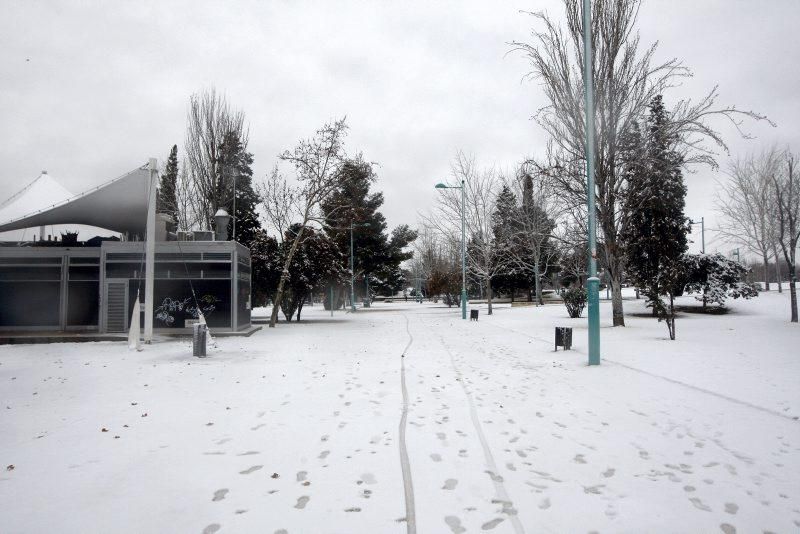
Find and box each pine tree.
[321,156,416,298]
[215,131,261,249]
[157,145,179,226]
[621,95,691,339]
[279,225,347,321]
[491,185,527,300]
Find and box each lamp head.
[435,183,448,189]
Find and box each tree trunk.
[773,244,783,293]
[762,253,771,291]
[668,293,676,340]
[486,278,493,315]
[269,226,306,327]
[610,274,625,326]
[534,264,543,306]
[297,296,306,321]
[790,279,798,323]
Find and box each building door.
[104,280,128,332]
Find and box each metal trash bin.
[470,309,479,321]
[193,323,207,358]
[363,299,371,308]
[555,326,572,351]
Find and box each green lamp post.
[435,180,467,320]
[583,0,601,365]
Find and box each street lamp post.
[435,180,467,320]
[690,217,705,253]
[583,0,601,365]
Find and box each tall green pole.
[584,0,601,365]
[460,180,467,320]
[350,221,356,312]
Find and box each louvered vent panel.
[106,283,127,332]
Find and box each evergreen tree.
[491,185,528,300]
[621,95,690,339]
[157,145,179,225]
[279,225,347,321]
[216,131,261,249]
[321,156,417,298]
[250,230,282,308]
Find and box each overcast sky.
[1,0,798,254]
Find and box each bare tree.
[511,0,771,326]
[258,166,301,241]
[174,159,201,232]
[772,150,799,322]
[184,88,247,231]
[425,152,510,315]
[507,165,564,305]
[268,118,349,328]
[409,223,461,304]
[716,147,782,290]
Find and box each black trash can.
[555,327,572,351]
[193,323,207,358]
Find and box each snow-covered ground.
[1,291,798,533]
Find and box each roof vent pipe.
[214,209,230,241]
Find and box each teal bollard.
[587,276,600,365]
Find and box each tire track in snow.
[425,320,526,534]
[399,313,417,534]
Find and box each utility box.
[555,327,572,351]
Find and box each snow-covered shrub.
[562,287,587,318]
[681,253,759,306]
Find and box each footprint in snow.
[202,524,221,534]
[445,516,466,533]
[318,450,330,459]
[274,530,288,534]
[430,453,442,462]
[724,502,738,514]
[239,465,262,475]
[251,423,265,431]
[720,523,736,534]
[481,518,505,530]
[294,496,310,509]
[296,471,307,482]
[689,497,711,511]
[212,489,228,502]
[236,451,259,456]
[602,468,616,478]
[538,497,551,509]
[442,478,458,490]
[361,473,377,484]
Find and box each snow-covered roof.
[0,172,75,221]
[0,165,152,237]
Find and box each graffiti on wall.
[155,294,221,326]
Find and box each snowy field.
[1,292,799,533]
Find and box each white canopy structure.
[0,165,152,238]
[0,160,160,342]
